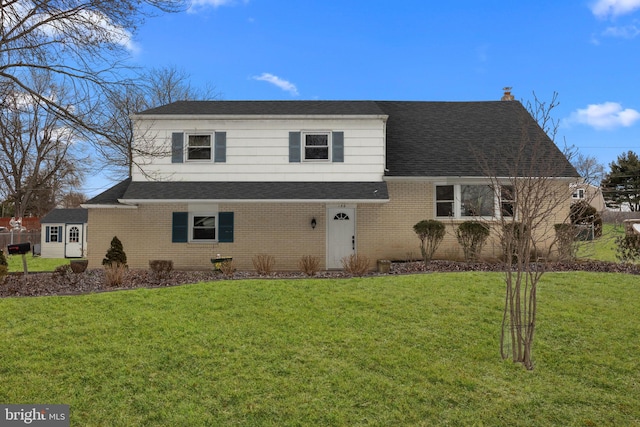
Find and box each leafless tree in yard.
[0,0,187,132]
[94,66,221,180]
[0,72,87,217]
[476,93,577,370]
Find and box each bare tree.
[59,191,88,208]
[0,0,187,137]
[573,152,605,186]
[477,93,576,370]
[143,65,220,107]
[0,72,86,217]
[95,66,220,180]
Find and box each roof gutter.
[117,198,389,204]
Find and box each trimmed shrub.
[298,255,321,277]
[0,249,7,267]
[455,221,490,262]
[554,223,578,261]
[413,220,445,264]
[102,236,127,267]
[253,254,275,275]
[149,260,173,281]
[341,254,370,276]
[616,234,640,264]
[570,201,602,238]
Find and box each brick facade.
[87,181,571,271]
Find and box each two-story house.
[83,99,578,270]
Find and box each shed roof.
[40,208,88,224]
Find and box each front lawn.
[576,222,625,262]
[1,272,639,426]
[5,255,70,273]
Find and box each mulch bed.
[1,260,638,298]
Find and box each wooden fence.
[0,231,41,255]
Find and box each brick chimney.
[501,87,514,101]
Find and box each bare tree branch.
[0,0,187,137]
[0,71,88,217]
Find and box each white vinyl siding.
[131,118,386,182]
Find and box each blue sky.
[90,0,640,193]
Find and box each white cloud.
[602,24,640,37]
[252,73,299,96]
[590,0,640,18]
[4,1,138,52]
[568,102,640,130]
[188,0,248,12]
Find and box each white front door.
[65,224,83,258]
[327,207,356,269]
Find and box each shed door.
[65,224,83,258]
[327,208,356,269]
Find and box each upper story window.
[572,188,585,199]
[303,132,330,161]
[172,132,226,164]
[289,131,344,163]
[187,134,212,161]
[436,184,512,219]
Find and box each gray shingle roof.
[85,178,131,205]
[121,181,388,201]
[138,100,387,116]
[41,208,88,224]
[378,101,577,177]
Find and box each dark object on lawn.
[7,242,31,255]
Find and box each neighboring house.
[40,208,88,258]
[83,99,578,270]
[571,183,606,212]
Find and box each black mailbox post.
[7,242,31,275]
[7,242,31,255]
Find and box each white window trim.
[188,204,219,243]
[572,188,585,199]
[435,183,513,220]
[186,132,214,162]
[301,131,331,162]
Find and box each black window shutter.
[58,226,63,242]
[172,133,184,163]
[332,131,344,162]
[45,226,50,243]
[214,132,226,162]
[172,212,188,243]
[218,212,234,243]
[289,132,301,163]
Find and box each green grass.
[576,223,625,262]
[1,273,639,426]
[5,256,71,273]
